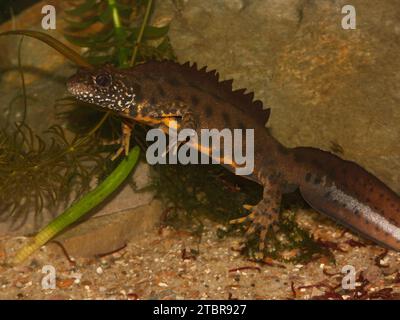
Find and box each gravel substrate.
[1,210,399,300]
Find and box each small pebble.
[158,282,168,287]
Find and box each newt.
[67,60,400,251]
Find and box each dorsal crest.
[133,60,271,126]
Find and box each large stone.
[54,200,163,257]
[165,0,400,193]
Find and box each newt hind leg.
[230,176,282,251]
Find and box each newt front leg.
[111,120,134,160]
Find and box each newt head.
[67,64,140,113]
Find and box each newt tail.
[67,60,400,251]
[292,147,400,250]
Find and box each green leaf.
[91,28,115,42]
[99,6,112,24]
[157,36,176,60]
[65,0,98,16]
[86,55,114,65]
[64,30,116,49]
[129,25,170,41]
[116,3,134,15]
[64,34,97,47]
[64,16,99,31]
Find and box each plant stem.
[109,0,122,29]
[17,37,27,125]
[0,30,93,68]
[12,146,140,264]
[108,0,129,67]
[130,0,153,67]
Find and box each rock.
[219,0,246,11]
[53,200,163,257]
[248,0,303,22]
[89,160,155,218]
[363,265,383,284]
[168,0,400,193]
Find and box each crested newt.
[67,60,400,251]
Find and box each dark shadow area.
[0,0,41,25]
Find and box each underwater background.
[0,0,399,299]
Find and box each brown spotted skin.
[289,147,400,250]
[67,60,400,251]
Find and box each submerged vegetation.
[64,0,175,66]
[152,161,333,264]
[0,0,331,263]
[0,123,106,230]
[0,0,171,231]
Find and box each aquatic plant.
[13,146,140,264]
[0,37,105,230]
[64,0,175,66]
[0,0,172,230]
[8,0,164,262]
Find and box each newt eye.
[95,73,112,87]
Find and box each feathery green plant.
[64,0,175,66]
[0,37,104,230]
[13,146,140,264]
[0,0,173,230]
[0,123,106,230]
[10,0,161,261]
